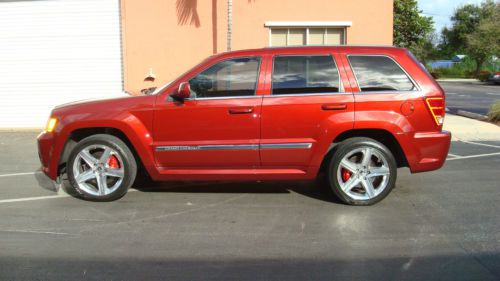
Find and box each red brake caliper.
[107,155,120,169]
[341,168,351,182]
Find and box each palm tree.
[176,0,232,53]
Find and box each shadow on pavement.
[132,175,343,205]
[0,254,498,281]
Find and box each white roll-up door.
[0,0,124,128]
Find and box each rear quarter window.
[348,55,416,92]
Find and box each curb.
[455,110,488,121]
[436,79,480,82]
[446,107,489,121]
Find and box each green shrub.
[477,71,492,82]
[430,71,441,79]
[464,70,476,78]
[487,101,500,123]
[445,67,466,77]
[430,56,498,79]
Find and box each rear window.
[348,55,416,92]
[272,55,340,95]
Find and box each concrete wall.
[121,0,393,93]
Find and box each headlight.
[45,118,58,132]
[494,74,500,79]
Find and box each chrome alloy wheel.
[336,146,391,201]
[72,144,125,196]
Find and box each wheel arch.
[57,127,149,178]
[318,129,409,174]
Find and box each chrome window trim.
[352,90,424,95]
[346,54,421,93]
[156,143,313,151]
[187,95,262,101]
[263,92,349,98]
[270,54,343,95]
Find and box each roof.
[214,45,407,58]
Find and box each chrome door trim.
[156,144,259,151]
[156,143,313,151]
[260,143,313,149]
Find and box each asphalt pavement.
[0,131,499,281]
[439,81,500,116]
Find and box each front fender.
[47,111,156,180]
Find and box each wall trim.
[264,21,352,27]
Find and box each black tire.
[327,137,397,206]
[66,134,137,201]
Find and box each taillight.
[425,97,445,126]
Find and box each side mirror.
[170,82,191,101]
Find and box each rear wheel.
[67,134,137,201]
[328,137,397,205]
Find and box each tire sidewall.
[67,135,136,201]
[328,138,397,206]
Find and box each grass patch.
[487,101,500,124]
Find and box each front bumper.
[35,167,61,192]
[405,130,451,173]
[37,130,56,179]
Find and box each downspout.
[227,0,232,51]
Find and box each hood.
[54,93,137,109]
[51,94,156,118]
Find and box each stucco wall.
[121,0,393,93]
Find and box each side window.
[189,57,260,98]
[272,55,340,95]
[348,55,416,92]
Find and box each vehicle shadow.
[34,169,343,204]
[132,173,343,204]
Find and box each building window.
[269,27,345,47]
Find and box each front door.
[153,56,263,169]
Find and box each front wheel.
[67,134,137,201]
[328,137,397,205]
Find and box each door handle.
[228,107,254,114]
[321,103,347,110]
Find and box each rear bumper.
[404,130,451,173]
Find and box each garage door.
[0,0,124,128]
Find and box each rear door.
[260,53,354,170]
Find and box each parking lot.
[440,81,500,116]
[0,131,499,281]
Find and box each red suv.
[38,46,451,205]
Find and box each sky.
[417,0,486,32]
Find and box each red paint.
[38,46,451,182]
